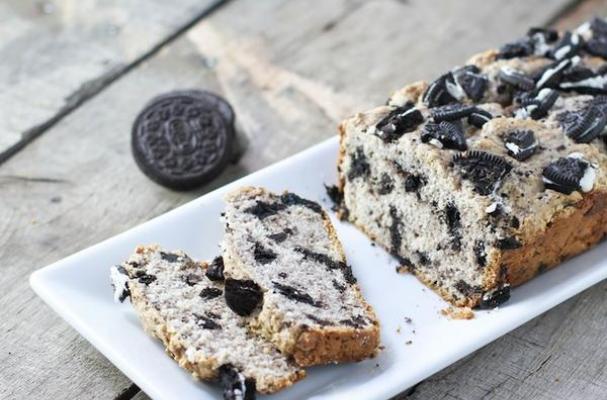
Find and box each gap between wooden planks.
[0,0,229,165]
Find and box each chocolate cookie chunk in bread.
[110,245,304,396]
[131,90,235,191]
[221,187,380,367]
[338,18,607,308]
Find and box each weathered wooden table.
[2,1,607,399]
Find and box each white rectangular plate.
[31,136,607,400]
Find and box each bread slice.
[221,187,380,367]
[110,245,305,396]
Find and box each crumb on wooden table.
[440,306,475,320]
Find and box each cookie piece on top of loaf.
[338,20,607,308]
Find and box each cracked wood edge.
[0,0,575,399]
[0,0,228,165]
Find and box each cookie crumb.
[396,265,408,274]
[440,306,475,320]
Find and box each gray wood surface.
[2,0,602,399]
[401,281,607,400]
[0,0,222,163]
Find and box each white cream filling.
[110,265,129,303]
[234,371,247,400]
[446,79,466,100]
[532,33,552,56]
[401,107,419,119]
[579,165,596,192]
[575,21,592,41]
[536,58,571,88]
[545,153,597,193]
[514,107,530,119]
[429,138,443,149]
[537,87,553,101]
[506,140,537,155]
[476,115,491,124]
[568,153,597,192]
[185,347,197,363]
[505,142,521,155]
[500,66,517,76]
[561,75,607,90]
[542,175,557,187]
[554,44,571,60]
[485,202,499,214]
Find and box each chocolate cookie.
[131,90,235,190]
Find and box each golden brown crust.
[345,189,607,308]
[292,324,380,366]
[467,48,499,68]
[127,254,304,394]
[498,190,607,287]
[389,81,429,106]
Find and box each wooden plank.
[398,282,607,400]
[551,0,607,30]
[0,0,576,398]
[0,0,225,163]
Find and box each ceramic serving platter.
[30,136,607,400]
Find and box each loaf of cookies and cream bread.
[221,187,380,366]
[110,245,305,398]
[337,19,607,308]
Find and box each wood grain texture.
[552,0,607,30]
[0,38,234,400]
[396,282,607,400]
[183,0,573,172]
[0,0,224,163]
[0,0,585,399]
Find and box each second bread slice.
[221,186,380,366]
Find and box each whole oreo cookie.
[131,90,235,190]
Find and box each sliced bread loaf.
[110,245,305,397]
[221,187,380,367]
